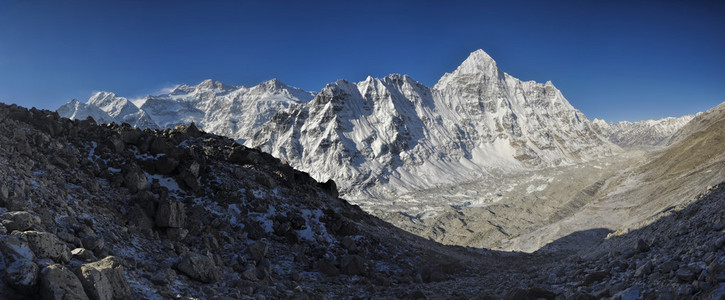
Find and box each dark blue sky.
[1,0,723,121]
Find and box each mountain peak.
[196,79,227,90]
[457,49,498,74]
[434,49,501,89]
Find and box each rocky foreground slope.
[2,102,724,299]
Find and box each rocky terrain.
[3,98,725,299]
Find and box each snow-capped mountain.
[58,50,619,199]
[87,91,158,128]
[247,50,617,199]
[57,99,117,124]
[593,114,696,149]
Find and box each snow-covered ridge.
[593,115,696,149]
[57,49,684,201]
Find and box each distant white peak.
[88,91,130,107]
[196,79,233,91]
[457,49,499,74]
[435,49,501,89]
[259,78,287,90]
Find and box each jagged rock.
[175,252,219,283]
[182,122,202,138]
[71,248,97,262]
[122,165,147,193]
[583,270,609,285]
[81,236,104,251]
[178,169,200,192]
[247,242,268,263]
[676,267,695,282]
[0,234,35,261]
[315,260,339,276]
[340,255,365,276]
[14,231,71,263]
[119,130,142,145]
[166,228,189,241]
[227,147,263,165]
[340,236,358,252]
[77,256,131,300]
[39,264,89,300]
[155,156,179,175]
[635,261,653,277]
[244,220,266,240]
[3,258,39,295]
[108,136,124,153]
[150,138,174,155]
[636,238,649,252]
[155,200,185,228]
[0,211,41,232]
[320,179,338,198]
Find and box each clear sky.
[0,0,723,122]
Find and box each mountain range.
[57,50,694,200]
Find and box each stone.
[166,228,189,241]
[340,255,365,276]
[315,260,339,276]
[39,264,90,300]
[183,122,202,138]
[77,256,131,300]
[175,252,219,283]
[635,261,653,277]
[341,236,358,252]
[0,211,41,232]
[122,166,147,193]
[3,258,39,295]
[15,231,71,263]
[155,156,179,175]
[0,234,35,261]
[155,200,185,228]
[676,267,695,282]
[71,248,97,262]
[119,130,142,145]
[583,270,609,285]
[636,238,649,252]
[81,236,104,251]
[613,285,641,300]
[247,242,268,262]
[244,220,266,240]
[320,179,338,198]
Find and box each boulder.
[15,231,71,263]
[77,256,131,300]
[247,242,268,263]
[0,234,35,261]
[119,130,142,145]
[315,260,339,277]
[175,252,219,283]
[155,200,185,228]
[39,264,89,300]
[3,258,39,295]
[0,211,41,232]
[155,156,179,175]
[340,255,365,276]
[122,166,147,193]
